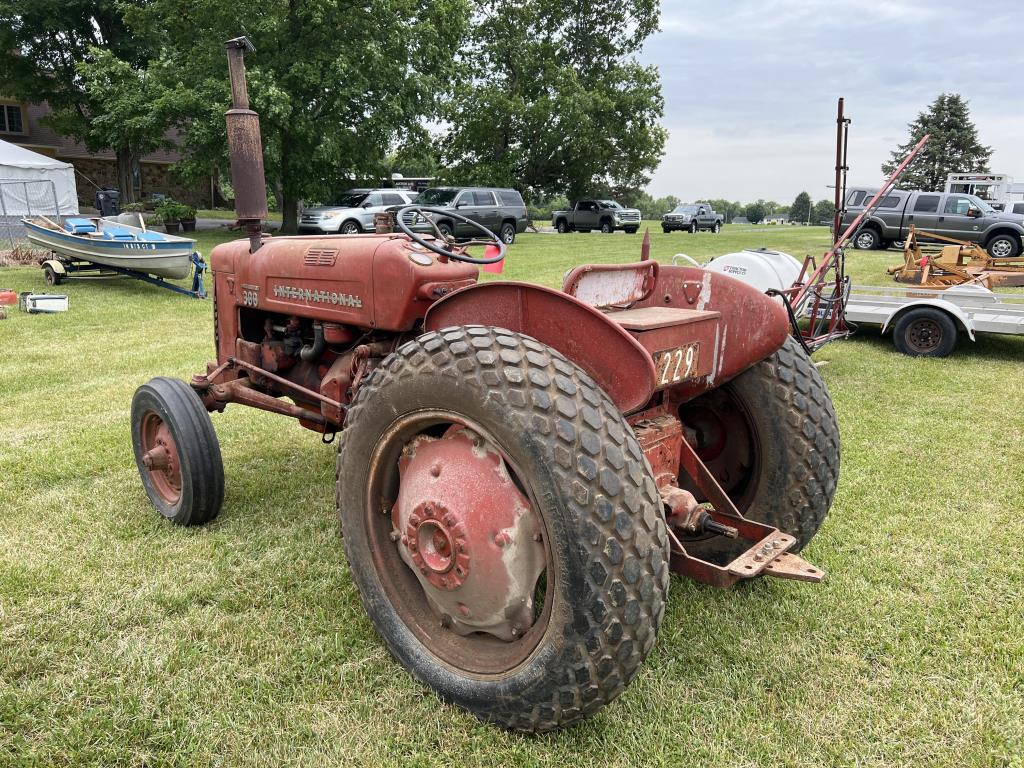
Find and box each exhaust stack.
[224,36,267,253]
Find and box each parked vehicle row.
[841,186,1024,258]
[299,186,528,244]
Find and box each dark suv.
[399,187,528,244]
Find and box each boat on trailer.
[21,215,207,298]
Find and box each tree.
[0,1,159,202]
[440,0,666,202]
[136,0,469,231]
[812,199,835,224]
[882,93,992,191]
[745,201,768,224]
[789,191,811,224]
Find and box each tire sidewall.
[341,220,360,235]
[987,234,1019,259]
[131,384,193,522]
[893,308,957,357]
[500,223,516,244]
[854,228,879,250]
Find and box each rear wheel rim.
[139,412,182,505]
[364,410,553,676]
[856,232,875,249]
[502,226,514,243]
[906,318,942,353]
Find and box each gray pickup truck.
[552,199,641,234]
[661,202,724,233]
[842,187,1024,257]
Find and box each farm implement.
[130,38,840,731]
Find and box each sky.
[640,0,1024,204]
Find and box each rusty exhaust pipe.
[224,36,268,253]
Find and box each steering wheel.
[395,205,507,265]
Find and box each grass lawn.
[1,225,1021,766]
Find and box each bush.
[154,198,190,223]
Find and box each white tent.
[0,139,79,216]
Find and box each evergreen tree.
[882,93,991,191]
[789,191,811,224]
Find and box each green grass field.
[1,225,1022,766]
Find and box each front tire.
[337,326,670,732]
[437,221,455,240]
[131,377,224,526]
[675,337,839,558]
[340,220,362,235]
[712,222,721,234]
[986,233,1021,259]
[600,220,613,234]
[688,222,697,234]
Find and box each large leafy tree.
[789,191,811,224]
[131,0,469,231]
[812,198,835,224]
[882,93,992,191]
[0,0,160,202]
[440,0,666,202]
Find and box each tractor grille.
[304,247,337,266]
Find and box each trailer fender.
[423,281,657,414]
[882,299,976,341]
[41,259,66,276]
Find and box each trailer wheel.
[42,264,63,285]
[337,326,670,732]
[131,377,224,526]
[676,337,840,558]
[892,307,957,357]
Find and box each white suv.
[299,188,417,234]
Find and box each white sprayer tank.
[700,247,804,293]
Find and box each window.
[1012,203,1024,216]
[381,193,406,206]
[878,195,902,208]
[363,193,383,207]
[497,189,524,206]
[943,195,972,215]
[914,195,940,213]
[578,201,596,212]
[847,190,866,207]
[472,190,496,206]
[0,103,25,134]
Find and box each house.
[763,212,790,225]
[0,98,209,209]
[732,216,750,225]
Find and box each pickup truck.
[661,203,724,233]
[552,199,641,234]
[841,187,1024,258]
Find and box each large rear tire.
[337,326,670,732]
[675,337,839,558]
[131,377,224,526]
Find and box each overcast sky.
[640,0,1024,204]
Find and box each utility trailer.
[844,284,1024,357]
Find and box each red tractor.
[131,39,840,732]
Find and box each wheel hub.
[393,428,545,641]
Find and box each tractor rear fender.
[881,299,976,341]
[423,282,657,414]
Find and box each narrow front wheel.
[131,377,224,525]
